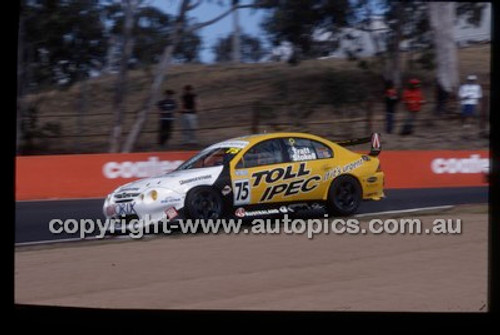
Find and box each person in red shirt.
[401,78,425,135]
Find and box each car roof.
[231,132,333,147]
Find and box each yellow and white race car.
[103,132,384,222]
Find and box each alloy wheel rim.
[192,191,221,219]
[334,182,356,210]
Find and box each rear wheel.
[185,186,225,220]
[326,175,362,216]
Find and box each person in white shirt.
[458,75,482,126]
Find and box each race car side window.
[236,139,285,168]
[284,138,333,162]
[311,140,334,159]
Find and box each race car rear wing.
[336,133,381,157]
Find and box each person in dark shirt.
[384,80,399,134]
[180,85,199,145]
[157,89,176,148]
[434,80,449,117]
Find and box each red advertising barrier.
[15,152,196,200]
[378,151,489,189]
[15,150,489,200]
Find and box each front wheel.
[185,186,225,220]
[326,175,362,216]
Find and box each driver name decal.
[290,147,316,161]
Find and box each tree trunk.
[479,84,488,135]
[76,76,88,153]
[231,0,241,63]
[121,0,252,152]
[429,2,459,93]
[392,2,403,89]
[17,11,25,154]
[121,0,190,153]
[110,0,137,153]
[105,35,118,74]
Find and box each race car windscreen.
[176,147,239,170]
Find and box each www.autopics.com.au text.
[48,215,463,239]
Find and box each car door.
[232,138,289,206]
[280,137,335,202]
[231,137,334,206]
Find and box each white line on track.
[15,205,459,247]
[15,235,132,247]
[354,205,455,217]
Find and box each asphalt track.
[15,186,488,244]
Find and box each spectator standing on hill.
[384,80,399,134]
[400,78,425,136]
[434,80,449,116]
[458,75,482,127]
[157,89,176,148]
[180,85,199,145]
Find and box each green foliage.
[22,0,107,88]
[212,33,265,63]
[381,1,487,53]
[105,4,170,65]
[19,0,202,92]
[175,32,203,63]
[383,1,432,52]
[104,3,202,65]
[259,0,351,57]
[456,3,488,27]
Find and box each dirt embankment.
[22,45,490,154]
[15,205,488,311]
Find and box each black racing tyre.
[185,186,225,220]
[326,175,362,216]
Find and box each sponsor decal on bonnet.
[118,187,140,192]
[179,175,212,185]
[161,196,183,204]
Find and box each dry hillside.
[22,44,490,154]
